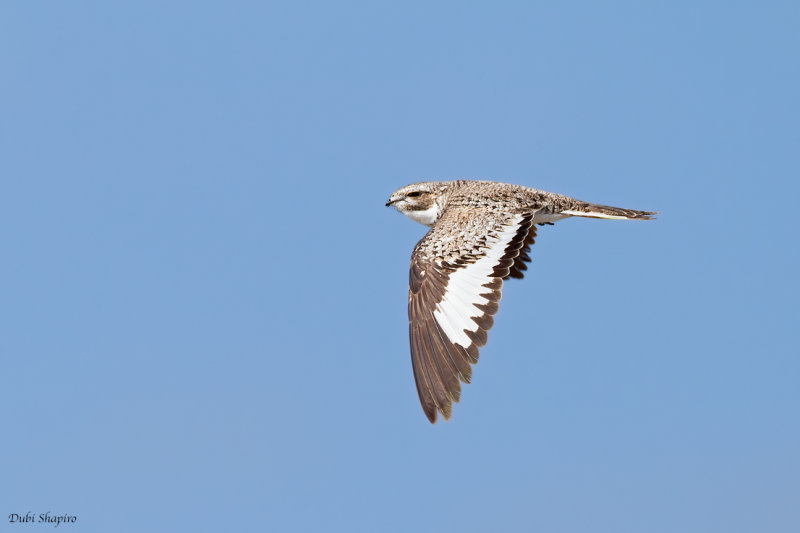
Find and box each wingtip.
[424,408,438,424]
[422,403,454,424]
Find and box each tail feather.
[562,203,656,221]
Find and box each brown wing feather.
[505,225,538,280]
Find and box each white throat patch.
[404,203,439,226]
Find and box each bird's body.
[386,180,655,423]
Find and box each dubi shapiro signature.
[9,512,77,527]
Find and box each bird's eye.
[407,191,422,197]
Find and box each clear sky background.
[2,2,798,532]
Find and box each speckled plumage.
[387,180,655,423]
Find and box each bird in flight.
[386,180,655,423]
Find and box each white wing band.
[432,215,522,347]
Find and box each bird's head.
[386,182,449,226]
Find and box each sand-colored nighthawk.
[386,180,655,423]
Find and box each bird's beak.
[385,198,396,207]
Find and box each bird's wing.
[408,206,536,423]
[505,224,538,280]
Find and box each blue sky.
[2,2,798,532]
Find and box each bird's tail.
[561,202,656,221]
